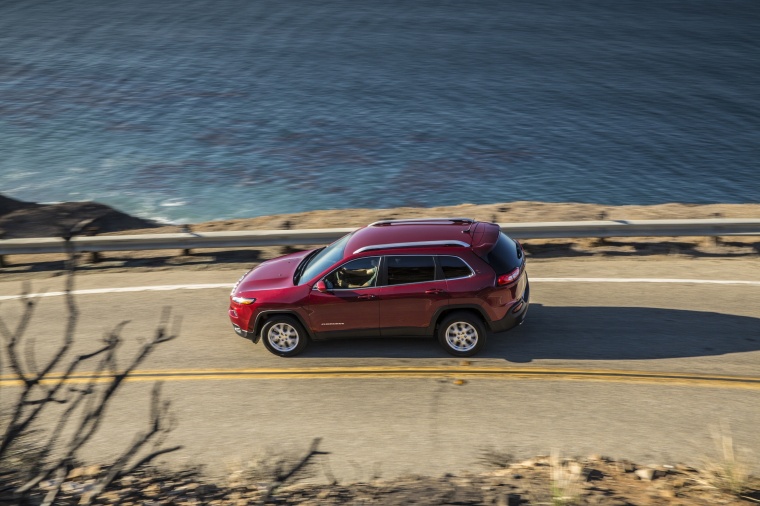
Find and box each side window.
[386,256,436,285]
[325,257,380,289]
[439,256,473,279]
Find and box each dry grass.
[700,421,754,497]
[547,450,583,506]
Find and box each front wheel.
[261,315,309,357]
[437,311,487,357]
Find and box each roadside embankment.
[1,195,759,277]
[21,453,760,505]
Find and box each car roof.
[344,218,494,257]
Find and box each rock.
[635,468,657,481]
[39,478,63,491]
[509,494,522,506]
[119,476,137,486]
[582,468,604,482]
[143,483,161,497]
[67,467,85,480]
[196,484,219,495]
[61,481,85,494]
[617,460,636,472]
[97,491,122,504]
[83,464,101,477]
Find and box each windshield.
[296,233,351,285]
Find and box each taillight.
[496,267,521,286]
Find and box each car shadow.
[297,304,760,361]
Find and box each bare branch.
[39,466,65,506]
[119,446,183,477]
[3,246,181,504]
[261,438,325,504]
[79,384,179,505]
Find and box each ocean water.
[1,0,759,223]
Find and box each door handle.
[357,294,377,300]
[425,289,445,294]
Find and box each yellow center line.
[1,366,759,390]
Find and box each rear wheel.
[261,315,309,357]
[437,311,486,357]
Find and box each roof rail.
[354,240,470,254]
[369,217,475,227]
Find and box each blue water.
[2,0,759,223]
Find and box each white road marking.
[0,284,231,301]
[531,278,760,286]
[1,278,759,301]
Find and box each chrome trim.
[369,217,474,227]
[312,285,378,291]
[353,240,469,254]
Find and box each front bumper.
[232,324,250,339]
[229,304,256,341]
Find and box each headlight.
[232,296,256,305]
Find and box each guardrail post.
[182,225,192,256]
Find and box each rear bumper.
[489,279,530,333]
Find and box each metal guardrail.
[0,219,759,256]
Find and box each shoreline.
[106,201,760,236]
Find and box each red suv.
[229,218,528,357]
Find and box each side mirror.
[316,280,329,293]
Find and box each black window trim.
[381,254,440,287]
[437,255,475,281]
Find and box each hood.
[235,250,312,293]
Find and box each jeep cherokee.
[229,218,528,357]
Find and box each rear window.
[386,256,436,285]
[485,232,522,275]
[438,256,473,279]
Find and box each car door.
[306,257,381,339]
[377,255,448,337]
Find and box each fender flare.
[252,310,315,343]
[427,305,492,334]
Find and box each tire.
[261,315,309,357]
[437,311,487,357]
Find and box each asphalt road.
[1,256,759,481]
